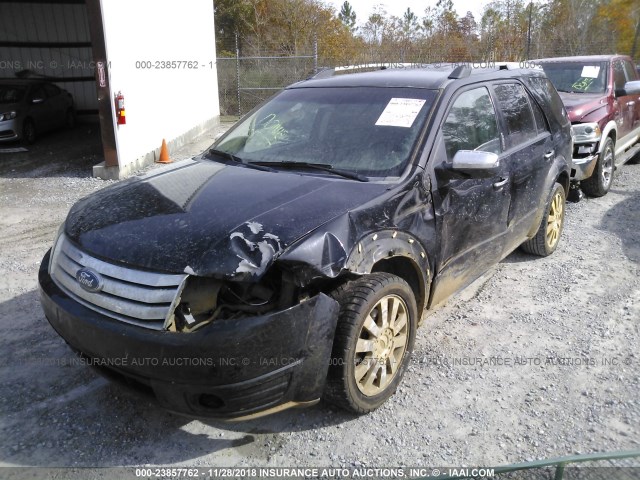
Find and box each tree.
[594,0,640,57]
[401,8,420,39]
[338,1,357,32]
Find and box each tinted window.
[0,86,26,104]
[442,87,501,161]
[524,76,568,129]
[530,96,549,134]
[216,87,436,177]
[494,83,537,148]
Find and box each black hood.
[65,159,388,279]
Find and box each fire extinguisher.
[114,91,126,125]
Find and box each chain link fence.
[216,34,317,117]
[215,31,635,118]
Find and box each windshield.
[539,61,608,94]
[214,87,436,178]
[0,85,26,104]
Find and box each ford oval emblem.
[76,268,104,293]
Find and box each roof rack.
[448,65,471,79]
[308,68,335,80]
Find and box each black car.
[39,64,572,419]
[0,79,75,144]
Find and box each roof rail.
[308,68,335,80]
[495,62,542,70]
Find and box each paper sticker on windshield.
[581,66,600,78]
[375,98,426,128]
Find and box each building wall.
[0,2,98,113]
[100,0,219,176]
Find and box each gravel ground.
[0,127,638,476]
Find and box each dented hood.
[65,159,388,279]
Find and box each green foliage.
[213,0,639,69]
[338,1,357,32]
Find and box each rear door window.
[493,83,538,148]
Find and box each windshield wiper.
[249,161,369,182]
[206,148,275,172]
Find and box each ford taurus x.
[39,64,572,419]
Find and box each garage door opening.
[0,0,115,177]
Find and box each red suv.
[536,55,640,197]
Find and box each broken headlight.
[170,274,282,332]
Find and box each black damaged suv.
[39,64,571,418]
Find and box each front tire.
[582,136,614,197]
[65,108,76,129]
[521,182,566,257]
[324,273,417,414]
[23,119,36,145]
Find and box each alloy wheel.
[546,191,564,249]
[354,294,409,396]
[601,145,614,189]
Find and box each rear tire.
[324,273,417,414]
[521,182,566,257]
[582,137,614,197]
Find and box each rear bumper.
[38,251,339,419]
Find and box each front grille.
[50,234,187,330]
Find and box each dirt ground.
[0,124,638,477]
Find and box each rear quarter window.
[523,76,569,131]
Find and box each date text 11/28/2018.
[134,467,496,478]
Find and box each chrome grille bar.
[50,234,187,330]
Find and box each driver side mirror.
[617,80,640,97]
[452,150,500,174]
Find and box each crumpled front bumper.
[38,251,339,419]
[571,153,598,181]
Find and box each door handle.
[493,177,509,189]
[544,150,555,160]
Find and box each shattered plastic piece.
[230,224,283,275]
[246,221,263,234]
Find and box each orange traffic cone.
[156,138,171,164]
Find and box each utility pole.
[526,2,533,60]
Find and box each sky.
[325,0,491,24]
